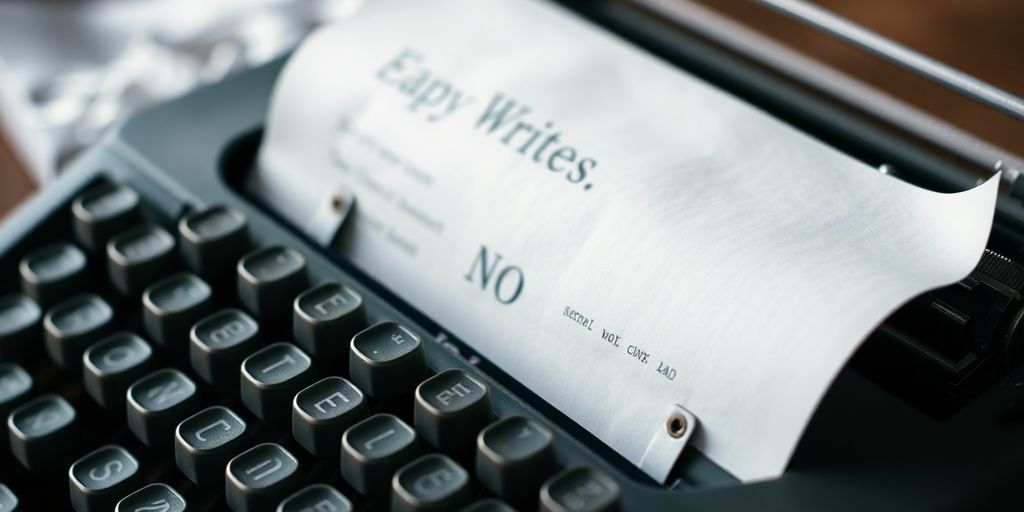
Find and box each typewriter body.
[1,1,1022,510]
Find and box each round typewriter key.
[0,363,33,423]
[72,182,142,253]
[292,376,369,458]
[44,293,114,373]
[82,332,155,411]
[540,466,620,512]
[0,293,41,362]
[349,322,427,401]
[293,282,365,360]
[0,484,17,511]
[341,413,422,496]
[142,272,214,351]
[126,369,201,447]
[19,241,89,307]
[476,415,555,505]
[179,205,249,279]
[225,443,302,512]
[278,484,352,512]
[240,342,316,424]
[237,246,308,320]
[107,224,179,298]
[7,394,78,472]
[461,499,517,512]
[190,308,262,391]
[68,445,143,512]
[175,406,248,487]
[414,369,491,454]
[391,454,474,512]
[115,483,187,512]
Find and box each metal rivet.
[666,414,687,438]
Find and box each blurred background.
[0,0,361,215]
[1,0,1022,217]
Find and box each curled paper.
[251,0,998,482]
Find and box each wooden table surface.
[0,129,36,219]
[1,1,1021,218]
[696,0,1024,157]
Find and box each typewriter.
[1,1,1022,510]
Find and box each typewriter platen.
[1,1,1023,511]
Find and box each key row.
[4,283,382,428]
[62,415,613,512]
[3,264,365,364]
[0,184,626,510]
[3,190,370,366]
[3,382,615,512]
[14,183,249,313]
[7,187,261,343]
[4,258,365,367]
[3,320,421,457]
[71,182,249,281]
[5,348,619,512]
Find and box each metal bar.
[631,0,1024,182]
[757,0,1024,123]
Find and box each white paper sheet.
[250,0,999,482]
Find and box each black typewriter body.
[1,2,1023,511]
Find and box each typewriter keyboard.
[0,181,624,511]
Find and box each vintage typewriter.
[1,1,1022,510]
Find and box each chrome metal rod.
[758,0,1024,123]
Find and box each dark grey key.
[142,272,214,350]
[43,293,113,372]
[19,241,89,307]
[240,342,315,424]
[341,413,422,496]
[277,484,352,512]
[175,406,248,487]
[127,369,201,447]
[0,293,40,362]
[7,393,77,472]
[460,498,516,512]
[293,283,364,359]
[107,224,178,297]
[83,332,155,411]
[72,183,142,253]
[0,484,17,511]
[292,377,368,458]
[476,415,556,505]
[392,454,474,512]
[115,483,187,512]
[539,467,620,512]
[178,205,249,279]
[190,309,262,390]
[226,443,301,512]
[0,363,32,421]
[69,445,143,512]
[237,246,307,319]
[349,322,426,401]
[414,369,491,453]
